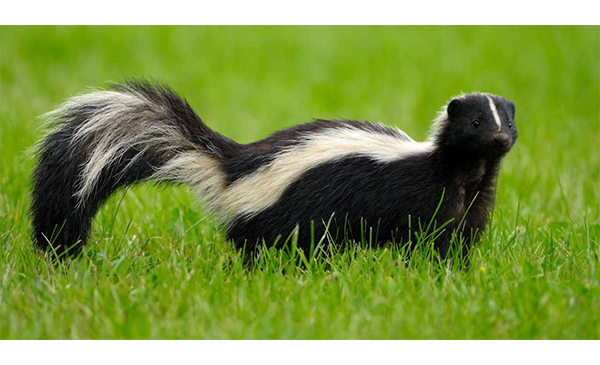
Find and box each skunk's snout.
[493,132,510,147]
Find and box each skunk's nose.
[493,132,510,146]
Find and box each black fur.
[110,80,241,160]
[31,80,240,257]
[228,93,518,261]
[31,80,517,263]
[223,119,409,183]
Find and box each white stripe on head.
[485,95,502,130]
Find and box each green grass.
[0,26,598,339]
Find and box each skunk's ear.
[447,98,463,120]
[507,100,516,119]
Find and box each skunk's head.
[436,93,517,158]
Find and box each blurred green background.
[0,26,598,339]
[2,26,598,221]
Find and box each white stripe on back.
[220,127,434,217]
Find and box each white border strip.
[2,340,598,365]
[1,2,598,25]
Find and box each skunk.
[31,79,517,261]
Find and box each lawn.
[0,26,598,339]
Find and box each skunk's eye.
[472,119,480,127]
[508,122,513,128]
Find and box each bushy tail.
[31,79,239,258]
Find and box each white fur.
[50,90,195,206]
[220,126,433,218]
[153,152,227,212]
[59,90,435,219]
[485,95,502,130]
[154,125,433,219]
